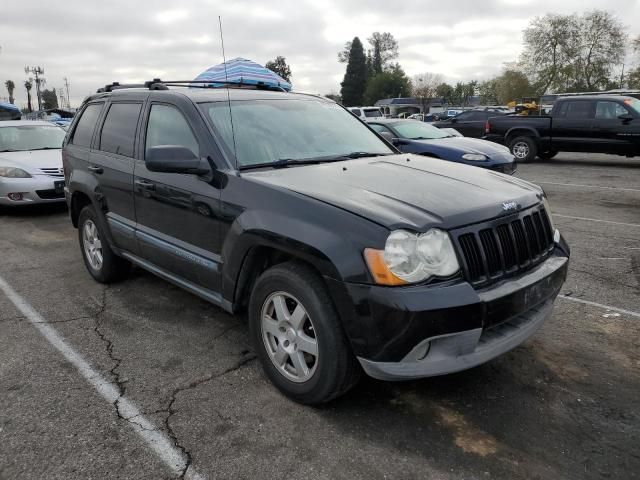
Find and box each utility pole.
[620,63,625,89]
[63,77,71,109]
[24,66,45,111]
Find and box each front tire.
[248,262,360,404]
[509,136,537,163]
[78,205,130,283]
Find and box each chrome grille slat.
[40,167,64,178]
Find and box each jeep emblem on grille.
[502,201,518,211]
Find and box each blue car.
[368,119,516,174]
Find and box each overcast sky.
[1,0,639,108]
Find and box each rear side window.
[350,108,362,117]
[99,103,142,157]
[72,103,103,148]
[564,101,593,119]
[363,109,382,118]
[370,124,393,135]
[145,104,199,157]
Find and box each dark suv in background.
[63,82,570,404]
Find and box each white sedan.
[0,121,67,205]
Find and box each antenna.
[219,16,238,171]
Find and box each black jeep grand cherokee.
[63,82,570,404]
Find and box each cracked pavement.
[0,153,638,479]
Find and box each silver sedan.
[0,121,67,205]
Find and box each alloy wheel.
[82,219,103,270]
[261,291,319,383]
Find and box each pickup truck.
[483,95,640,162]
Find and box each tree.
[24,80,33,112]
[363,64,411,106]
[628,36,640,88]
[436,83,455,105]
[265,56,292,82]
[520,10,626,93]
[412,73,443,113]
[340,37,368,107]
[5,80,15,104]
[478,79,499,105]
[339,32,399,73]
[576,10,627,90]
[41,89,58,110]
[495,70,531,104]
[324,93,342,103]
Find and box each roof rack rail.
[96,79,288,93]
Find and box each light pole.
[24,66,45,111]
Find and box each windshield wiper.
[31,147,60,150]
[239,153,390,171]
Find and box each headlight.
[0,167,32,178]
[461,153,488,161]
[364,229,460,285]
[542,196,559,242]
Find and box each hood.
[244,154,543,231]
[0,149,62,175]
[416,137,512,157]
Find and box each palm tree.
[24,80,33,112]
[5,80,15,104]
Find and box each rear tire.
[78,205,130,283]
[509,136,537,163]
[248,261,360,404]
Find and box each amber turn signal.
[363,248,407,286]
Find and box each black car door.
[448,111,489,137]
[591,100,639,155]
[90,97,146,253]
[133,97,223,298]
[551,100,596,152]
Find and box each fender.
[220,207,388,306]
[505,126,542,141]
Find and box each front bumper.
[0,176,65,205]
[327,249,568,380]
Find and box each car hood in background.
[245,154,542,231]
[414,136,512,157]
[0,149,63,174]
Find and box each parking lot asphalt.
[0,153,638,480]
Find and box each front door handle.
[88,165,103,174]
[135,179,156,191]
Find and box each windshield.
[200,99,393,167]
[625,97,640,114]
[363,108,382,118]
[392,121,452,140]
[0,124,66,152]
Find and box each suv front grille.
[453,205,554,287]
[40,167,64,177]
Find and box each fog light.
[7,193,24,201]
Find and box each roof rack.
[96,79,288,93]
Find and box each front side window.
[145,104,199,157]
[350,108,362,117]
[595,101,629,120]
[72,103,103,148]
[200,99,393,167]
[0,124,66,152]
[99,103,142,157]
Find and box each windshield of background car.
[624,97,640,114]
[0,125,66,152]
[392,121,451,140]
[200,99,393,167]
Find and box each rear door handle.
[88,165,103,174]
[135,179,156,191]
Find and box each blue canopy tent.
[0,102,21,120]
[192,57,292,91]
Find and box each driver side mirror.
[618,113,634,122]
[450,118,458,124]
[378,131,400,146]
[146,145,210,175]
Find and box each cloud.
[0,0,638,108]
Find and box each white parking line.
[553,214,640,228]
[0,274,204,480]
[534,181,640,193]
[559,295,640,319]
